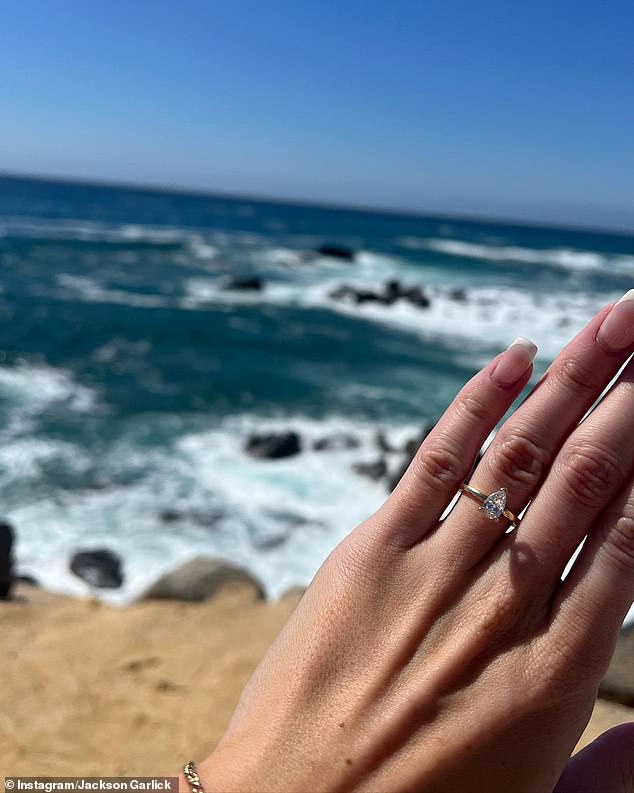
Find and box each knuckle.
[411,442,466,493]
[473,585,524,645]
[602,513,634,574]
[454,390,491,424]
[553,356,598,397]
[490,429,548,490]
[559,443,626,508]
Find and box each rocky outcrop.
[330,280,430,308]
[316,244,355,261]
[245,432,301,459]
[599,626,634,706]
[0,521,14,598]
[144,556,265,601]
[70,549,124,589]
[222,277,263,291]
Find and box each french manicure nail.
[491,337,538,387]
[596,289,634,353]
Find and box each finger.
[549,472,634,649]
[443,293,634,565]
[508,355,634,590]
[376,338,535,548]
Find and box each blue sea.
[1,175,633,605]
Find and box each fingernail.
[596,289,634,353]
[491,337,538,387]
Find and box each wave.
[181,276,610,360]
[52,259,615,361]
[0,215,225,263]
[9,413,413,604]
[0,363,96,437]
[396,237,634,274]
[56,274,172,308]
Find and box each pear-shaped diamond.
[481,487,507,520]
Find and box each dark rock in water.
[316,244,355,261]
[402,285,430,308]
[448,287,467,302]
[353,458,388,481]
[245,431,301,459]
[70,549,124,589]
[599,626,634,706]
[222,277,263,291]
[329,280,430,309]
[313,433,360,451]
[0,521,15,598]
[144,556,265,601]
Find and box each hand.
[193,295,634,792]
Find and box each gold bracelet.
[183,761,206,793]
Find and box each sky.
[1,0,633,230]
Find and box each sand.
[1,583,631,778]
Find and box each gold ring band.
[458,483,520,527]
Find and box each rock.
[329,281,430,308]
[316,244,355,261]
[312,433,360,451]
[599,627,634,706]
[245,431,301,459]
[70,549,124,589]
[353,458,388,481]
[402,285,431,308]
[144,556,265,601]
[329,285,380,305]
[0,521,14,598]
[222,277,263,291]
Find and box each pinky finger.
[549,478,634,656]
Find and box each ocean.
[1,175,633,607]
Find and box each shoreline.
[2,582,632,777]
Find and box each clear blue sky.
[1,1,633,229]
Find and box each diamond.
[481,487,507,520]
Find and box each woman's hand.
[194,293,634,792]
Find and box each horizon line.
[1,169,633,239]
